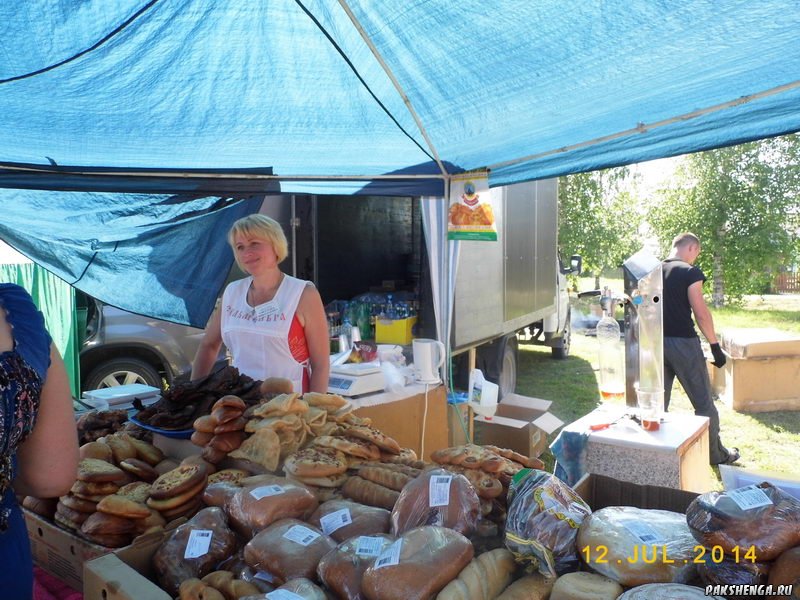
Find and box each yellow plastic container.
[375,316,417,345]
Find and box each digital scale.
[327,363,385,397]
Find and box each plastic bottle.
[340,317,353,352]
[597,288,626,403]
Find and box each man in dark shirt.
[663,232,740,465]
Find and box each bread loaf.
[226,475,318,537]
[495,573,554,600]
[686,482,800,562]
[768,545,800,596]
[617,583,725,599]
[317,534,395,600]
[243,518,336,584]
[153,507,238,596]
[435,548,516,600]
[390,468,480,536]
[308,499,391,542]
[550,571,623,600]
[361,526,474,600]
[577,506,697,585]
[342,476,399,510]
[272,577,328,599]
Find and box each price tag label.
[728,485,774,510]
[621,520,662,544]
[250,485,285,500]
[374,539,403,569]
[184,530,213,559]
[255,300,281,319]
[429,475,453,507]
[283,524,320,546]
[266,591,304,600]
[320,508,352,535]
[355,536,385,557]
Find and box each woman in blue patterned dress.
[0,283,79,599]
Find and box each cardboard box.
[715,328,800,412]
[24,509,112,591]
[375,316,417,345]
[573,473,699,513]
[84,530,171,600]
[473,393,563,458]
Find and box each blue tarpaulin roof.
[1,1,799,324]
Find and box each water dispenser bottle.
[597,287,626,403]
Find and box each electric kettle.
[412,338,446,384]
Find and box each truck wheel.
[84,358,162,391]
[498,337,518,399]
[551,309,571,359]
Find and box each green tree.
[647,134,800,306]
[559,166,642,287]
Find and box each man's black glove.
[710,342,727,368]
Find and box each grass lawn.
[516,294,800,489]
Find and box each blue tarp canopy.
[2,1,800,325]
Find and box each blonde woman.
[192,214,330,392]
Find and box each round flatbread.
[97,494,151,519]
[146,478,206,511]
[149,464,207,500]
[283,447,348,478]
[77,458,126,483]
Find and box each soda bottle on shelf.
[339,317,353,352]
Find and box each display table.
[563,405,712,493]
[351,383,448,461]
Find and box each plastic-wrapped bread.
[361,526,474,600]
[390,468,480,536]
[226,474,318,537]
[435,548,516,600]
[317,534,395,600]
[308,499,391,542]
[768,545,800,594]
[577,506,697,586]
[697,556,769,588]
[243,518,336,584]
[685,482,800,562]
[504,469,591,578]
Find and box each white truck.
[258,178,579,398]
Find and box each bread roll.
[243,518,336,584]
[550,571,623,600]
[361,526,474,600]
[435,548,516,600]
[342,476,399,511]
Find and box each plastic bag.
[685,482,800,562]
[390,468,480,536]
[697,557,769,589]
[576,506,697,585]
[243,518,336,584]
[317,534,395,600]
[153,507,239,596]
[381,361,405,393]
[361,526,474,600]
[226,474,319,538]
[504,469,591,578]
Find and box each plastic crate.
[375,316,417,345]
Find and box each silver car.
[79,294,226,391]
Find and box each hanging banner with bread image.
[448,170,497,241]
